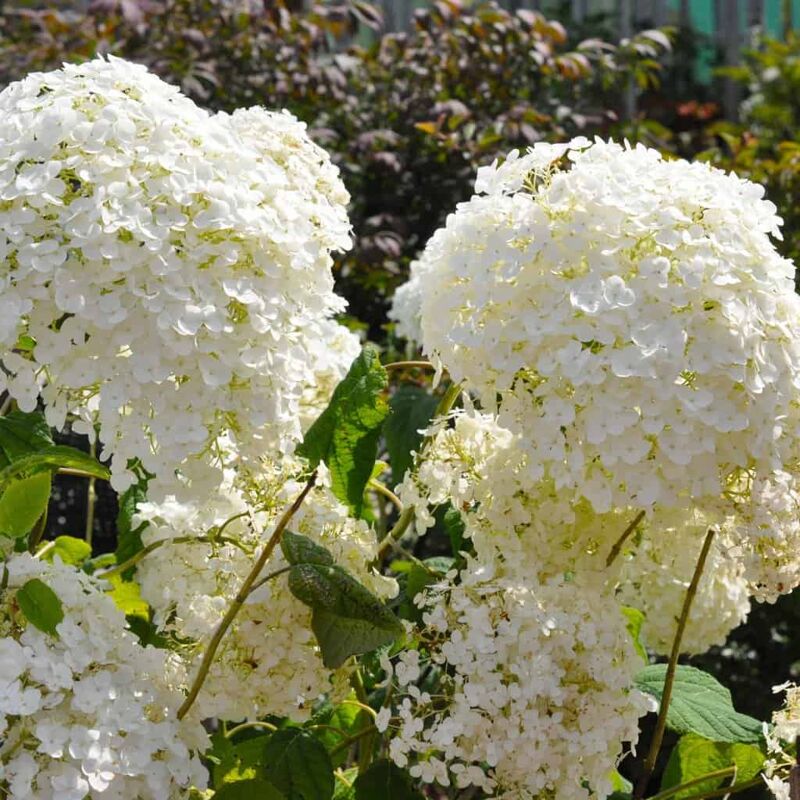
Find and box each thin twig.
[85,440,97,547]
[248,565,292,595]
[224,720,277,739]
[659,776,764,800]
[176,473,317,721]
[27,510,48,553]
[330,725,377,758]
[646,767,736,800]
[384,361,436,371]
[368,479,403,511]
[97,534,245,581]
[0,394,12,417]
[634,528,717,800]
[606,509,646,567]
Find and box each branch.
[646,767,736,800]
[634,527,717,800]
[606,509,646,567]
[176,473,317,720]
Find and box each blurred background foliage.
[1,0,799,730]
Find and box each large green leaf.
[288,562,404,668]
[41,535,91,566]
[0,445,110,488]
[297,346,389,517]
[262,729,334,800]
[384,385,439,485]
[16,578,64,636]
[0,410,53,467]
[635,665,764,743]
[0,472,51,538]
[353,760,424,800]
[214,779,285,799]
[113,480,149,579]
[281,530,334,567]
[661,734,765,799]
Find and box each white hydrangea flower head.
[0,553,208,800]
[763,682,800,800]
[134,459,397,721]
[0,56,351,498]
[413,137,800,513]
[388,255,436,345]
[384,561,648,800]
[298,319,361,431]
[617,510,751,655]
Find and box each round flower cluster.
[406,138,800,514]
[400,410,753,653]
[0,56,351,497]
[383,562,649,799]
[298,320,361,431]
[134,460,397,721]
[0,553,208,800]
[617,513,751,655]
[763,682,800,800]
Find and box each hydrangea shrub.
[0,57,798,800]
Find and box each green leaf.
[105,576,149,621]
[114,480,149,579]
[621,606,648,664]
[210,730,274,787]
[0,410,53,467]
[332,769,358,800]
[635,665,764,743]
[281,531,334,567]
[406,557,452,604]
[384,385,439,484]
[442,504,466,557]
[310,696,372,768]
[214,779,285,799]
[41,535,91,566]
[288,563,403,668]
[16,578,64,636]
[353,760,424,800]
[297,346,389,517]
[661,734,765,799]
[0,445,109,489]
[262,729,334,800]
[0,472,51,538]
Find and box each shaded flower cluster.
[0,554,208,800]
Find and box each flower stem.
[369,479,403,511]
[85,440,97,547]
[97,533,245,581]
[634,527,717,800]
[27,509,48,553]
[376,382,462,560]
[176,473,316,721]
[646,766,736,800]
[606,509,646,567]
[224,720,277,739]
[384,360,436,372]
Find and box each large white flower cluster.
[403,138,800,516]
[133,460,397,721]
[617,513,751,655]
[763,682,800,800]
[0,554,208,800]
[0,57,351,497]
[383,561,649,800]
[400,410,753,654]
